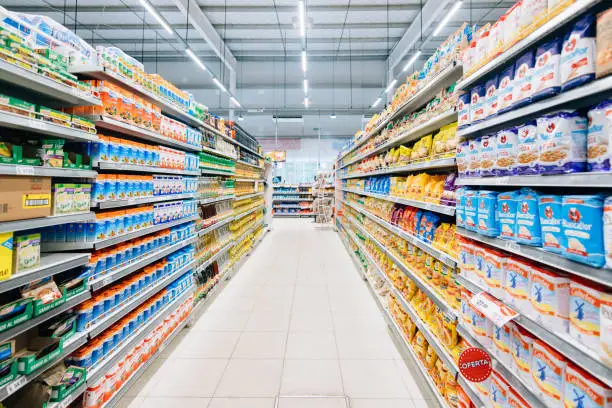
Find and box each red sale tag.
[469,291,518,327]
[458,347,492,382]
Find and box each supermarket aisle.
[118,219,435,408]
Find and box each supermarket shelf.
[346,216,458,317]
[90,115,201,152]
[236,160,263,170]
[235,140,264,158]
[273,213,314,217]
[235,178,265,183]
[199,195,235,205]
[198,215,234,237]
[272,192,311,195]
[0,290,90,344]
[0,59,101,107]
[340,157,457,178]
[234,219,265,245]
[201,145,237,160]
[69,64,205,127]
[231,227,268,270]
[457,324,547,408]
[456,0,604,90]
[87,260,195,339]
[342,188,456,216]
[234,192,264,200]
[457,172,612,188]
[456,228,612,287]
[0,331,88,401]
[0,111,99,143]
[340,110,458,169]
[195,241,233,273]
[456,274,612,388]
[273,205,312,209]
[234,205,264,221]
[200,168,235,176]
[89,236,198,291]
[42,215,199,251]
[0,253,89,294]
[210,129,264,159]
[86,286,194,385]
[339,64,462,161]
[273,198,313,202]
[95,162,200,176]
[343,200,457,267]
[0,212,94,234]
[457,75,612,139]
[94,193,196,209]
[44,382,87,408]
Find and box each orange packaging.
[99,83,121,119]
[151,105,162,132]
[132,95,144,126]
[118,89,133,123]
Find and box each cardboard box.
[0,176,51,222]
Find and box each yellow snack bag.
[399,145,412,164]
[417,134,433,159]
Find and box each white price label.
[503,240,521,253]
[494,177,510,185]
[470,291,518,327]
[15,166,35,176]
[28,118,45,130]
[102,276,113,287]
[6,376,27,395]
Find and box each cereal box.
[495,127,518,176]
[511,324,537,385]
[564,363,612,408]
[503,257,531,312]
[569,278,608,354]
[497,191,519,241]
[528,265,570,333]
[561,14,596,91]
[516,121,539,175]
[537,110,588,174]
[562,195,605,268]
[539,195,563,254]
[516,188,542,246]
[532,339,568,407]
[587,100,612,172]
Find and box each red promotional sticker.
[458,347,492,382]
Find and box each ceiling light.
[303,79,308,94]
[402,50,422,72]
[372,97,382,108]
[139,0,173,35]
[298,1,306,38]
[330,113,336,119]
[230,96,241,108]
[385,79,398,93]
[185,48,207,72]
[304,97,310,108]
[433,1,463,36]
[212,78,227,93]
[238,114,244,121]
[301,51,307,73]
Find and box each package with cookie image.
[516,121,539,175]
[537,110,587,175]
[587,99,612,172]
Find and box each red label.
[458,348,493,382]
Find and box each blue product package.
[470,83,486,124]
[497,191,519,241]
[54,224,66,242]
[485,75,499,118]
[561,195,605,267]
[456,141,468,177]
[495,127,519,176]
[85,223,96,242]
[516,188,542,246]
[467,137,481,177]
[117,178,126,200]
[458,92,471,129]
[587,99,612,172]
[464,190,478,232]
[531,37,562,101]
[512,50,535,109]
[413,210,423,236]
[539,195,563,255]
[537,110,587,174]
[92,178,105,203]
[497,64,515,114]
[561,14,596,92]
[477,190,499,237]
[516,121,539,175]
[479,134,497,177]
[456,188,467,228]
[66,223,77,242]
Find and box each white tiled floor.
[117,219,437,408]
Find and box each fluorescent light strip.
[433,1,463,36]
[372,97,382,108]
[298,1,306,38]
[303,79,308,94]
[230,96,241,108]
[384,79,397,93]
[185,48,207,72]
[213,78,227,93]
[139,0,173,35]
[304,97,310,108]
[301,51,307,73]
[402,50,422,72]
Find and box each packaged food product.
[457,92,471,129]
[497,64,515,113]
[516,188,542,246]
[488,370,510,408]
[538,195,563,254]
[511,324,537,385]
[0,94,36,118]
[596,9,612,79]
[477,190,499,237]
[563,363,612,408]
[479,135,497,176]
[516,121,539,175]
[456,188,467,228]
[468,137,481,177]
[456,141,468,177]
[569,278,608,354]
[604,196,612,269]
[531,37,562,100]
[587,99,612,172]
[508,387,530,408]
[470,84,486,124]
[484,75,499,118]
[537,110,587,174]
[13,233,41,272]
[497,190,519,240]
[464,189,478,232]
[602,292,612,365]
[528,265,570,333]
[503,257,531,312]
[483,248,507,299]
[519,0,548,36]
[0,232,13,281]
[492,321,512,368]
[562,195,605,268]
[495,127,518,176]
[512,50,535,108]
[561,14,596,91]
[531,340,567,407]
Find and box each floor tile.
[214,359,283,397]
[289,308,334,332]
[245,309,291,332]
[349,399,416,408]
[115,397,144,408]
[232,331,287,359]
[285,332,338,359]
[191,311,251,332]
[340,360,411,398]
[280,360,343,395]
[335,331,401,360]
[206,398,276,408]
[139,397,210,408]
[148,358,228,397]
[172,331,241,359]
[331,310,389,332]
[277,397,348,408]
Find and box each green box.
[0,299,33,333]
[16,337,63,375]
[0,359,17,388]
[61,277,87,299]
[47,366,86,403]
[0,94,36,117]
[33,287,67,317]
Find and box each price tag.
[15,166,35,176]
[494,176,510,185]
[102,276,113,287]
[503,240,521,253]
[470,291,518,327]
[6,376,27,395]
[28,118,45,130]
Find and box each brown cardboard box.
[0,176,51,222]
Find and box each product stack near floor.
[272,183,316,217]
[0,7,268,408]
[336,1,612,408]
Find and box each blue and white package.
[485,75,499,118]
[458,92,471,129]
[497,191,519,241]
[516,188,541,246]
[468,137,481,177]
[516,121,539,175]
[464,189,478,232]
[531,37,562,101]
[456,140,469,177]
[512,50,535,109]
[470,84,486,124]
[538,195,563,255]
[562,195,605,267]
[477,190,499,237]
[456,188,467,228]
[495,127,518,176]
[587,99,612,172]
[479,134,497,177]
[497,64,515,113]
[537,110,587,174]
[561,14,596,92]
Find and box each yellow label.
[23,193,51,209]
[0,232,13,281]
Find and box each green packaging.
[13,233,41,273]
